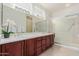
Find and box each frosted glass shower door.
[34,20,48,32]
[54,16,77,47]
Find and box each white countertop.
[0,32,53,45]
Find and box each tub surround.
[0,33,55,56]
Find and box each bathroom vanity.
[0,33,55,56]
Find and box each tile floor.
[40,45,79,56]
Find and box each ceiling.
[39,3,79,13]
[4,3,79,15]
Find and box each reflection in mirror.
[3,4,27,33]
[0,3,2,36]
[1,3,48,36]
[34,17,48,32]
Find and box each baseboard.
[55,43,79,51]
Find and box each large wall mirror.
[0,3,48,36]
[3,4,28,33]
[0,3,2,35]
[1,3,34,34]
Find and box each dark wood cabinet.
[0,34,55,56]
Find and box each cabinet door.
[41,37,46,51]
[36,38,42,48]
[1,45,8,56]
[35,37,42,56]
[46,36,51,48]
[2,41,24,56]
[26,39,35,56]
